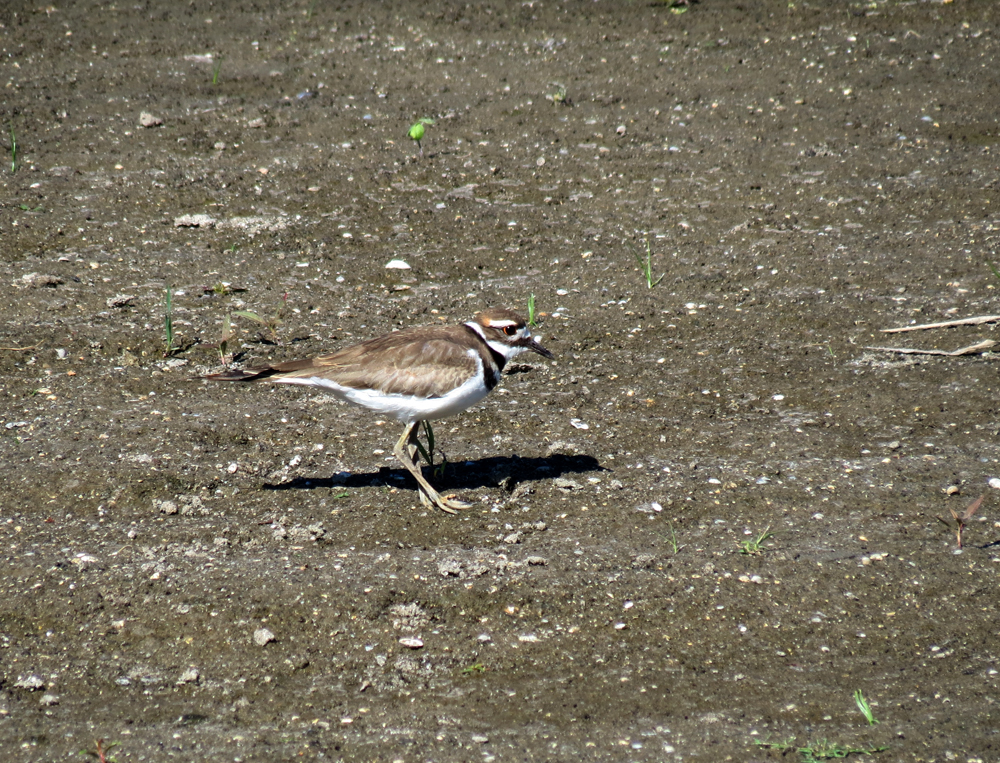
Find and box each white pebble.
[253,628,276,646]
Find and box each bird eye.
[503,325,518,336]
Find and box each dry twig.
[865,340,996,356]
[881,315,1000,333]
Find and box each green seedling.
[628,239,665,288]
[755,736,887,762]
[461,662,486,675]
[408,118,435,157]
[854,689,878,726]
[163,286,175,357]
[413,421,449,479]
[232,295,285,343]
[333,491,350,499]
[667,521,680,554]
[79,738,119,763]
[215,314,235,366]
[211,56,223,85]
[937,494,983,550]
[8,122,17,173]
[547,82,570,105]
[988,260,1000,283]
[526,293,538,327]
[738,526,773,555]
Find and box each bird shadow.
[263,452,605,495]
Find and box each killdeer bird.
[207,308,553,513]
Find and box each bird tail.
[205,367,276,382]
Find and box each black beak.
[524,335,554,359]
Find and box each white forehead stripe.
[486,319,518,328]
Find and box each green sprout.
[854,689,878,726]
[936,494,983,550]
[232,298,284,343]
[8,122,17,174]
[412,421,449,479]
[215,314,235,366]
[461,662,486,675]
[526,293,538,327]
[547,82,569,105]
[754,736,887,762]
[408,118,435,157]
[211,56,223,85]
[163,286,175,357]
[667,521,680,554]
[738,526,773,555]
[628,239,665,288]
[988,260,1000,283]
[79,737,119,763]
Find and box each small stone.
[616,124,626,135]
[106,294,135,308]
[253,628,276,646]
[472,734,489,744]
[526,556,547,566]
[989,477,1000,490]
[155,499,179,515]
[384,259,411,269]
[174,213,216,228]
[39,694,60,706]
[18,273,63,289]
[569,418,589,430]
[399,637,424,649]
[553,477,582,491]
[14,674,45,691]
[139,112,163,127]
[177,667,200,684]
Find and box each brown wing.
[210,324,482,399]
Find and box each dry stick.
[0,344,40,351]
[881,315,1000,333]
[865,339,997,356]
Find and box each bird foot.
[418,488,473,514]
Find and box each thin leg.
[392,422,471,513]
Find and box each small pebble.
[399,637,424,649]
[253,628,276,646]
[14,675,45,691]
[177,667,200,684]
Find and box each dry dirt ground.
[2,0,1000,761]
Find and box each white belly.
[274,368,492,423]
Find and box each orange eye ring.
[503,325,518,336]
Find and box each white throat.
[466,320,527,362]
